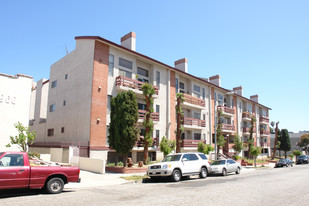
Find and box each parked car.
[296,155,309,164]
[0,152,80,194]
[275,158,293,167]
[147,152,211,182]
[210,159,241,176]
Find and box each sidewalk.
[65,170,146,189]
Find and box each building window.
[156,71,160,88]
[193,85,200,93]
[194,133,201,140]
[202,88,205,99]
[51,80,57,88]
[61,127,65,133]
[137,67,149,77]
[194,112,201,119]
[119,69,132,78]
[47,129,54,136]
[106,125,109,146]
[138,103,146,110]
[203,134,206,140]
[156,130,159,139]
[63,100,66,106]
[108,54,114,76]
[156,105,160,113]
[247,104,253,113]
[119,57,132,70]
[107,95,112,114]
[179,82,185,93]
[49,104,55,112]
[175,78,179,93]
[203,114,206,120]
[217,94,224,105]
[65,74,68,79]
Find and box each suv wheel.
[222,168,227,176]
[199,167,207,179]
[171,169,181,182]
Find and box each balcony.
[259,117,269,125]
[260,129,270,137]
[261,142,270,147]
[217,105,235,117]
[242,112,251,121]
[182,93,205,109]
[138,110,159,122]
[182,117,206,129]
[136,137,159,147]
[242,127,256,135]
[116,76,159,96]
[181,139,206,147]
[222,124,235,133]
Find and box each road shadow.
[0,189,72,199]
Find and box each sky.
[0,1,308,133]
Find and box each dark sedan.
[275,159,293,168]
[296,155,309,164]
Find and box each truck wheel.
[46,177,64,194]
[171,169,181,182]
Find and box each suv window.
[198,154,208,160]
[188,154,199,161]
[0,154,24,167]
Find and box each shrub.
[117,161,124,167]
[106,162,116,167]
[232,155,241,160]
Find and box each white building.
[0,73,33,151]
[29,32,272,163]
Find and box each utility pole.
[272,121,279,159]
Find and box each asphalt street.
[0,164,309,206]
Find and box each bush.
[232,155,241,160]
[106,162,116,167]
[27,152,40,159]
[117,161,124,167]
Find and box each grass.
[120,175,149,181]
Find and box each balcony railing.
[116,76,159,95]
[183,93,205,107]
[182,117,206,127]
[242,112,251,119]
[259,117,269,124]
[261,142,270,147]
[136,137,159,147]
[138,110,159,121]
[181,139,205,147]
[218,105,235,115]
[260,129,270,135]
[243,127,256,133]
[222,124,235,132]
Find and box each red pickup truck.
[0,151,80,194]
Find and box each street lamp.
[214,91,234,160]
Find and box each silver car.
[210,159,241,176]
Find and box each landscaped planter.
[106,166,147,174]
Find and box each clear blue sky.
[1,1,308,132]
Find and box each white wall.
[0,74,33,151]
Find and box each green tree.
[248,115,256,159]
[141,83,156,164]
[280,129,291,158]
[271,121,280,160]
[232,134,243,156]
[293,150,302,161]
[250,147,262,168]
[159,136,176,157]
[108,91,139,167]
[300,133,309,154]
[216,109,225,158]
[276,129,282,158]
[175,93,185,153]
[6,122,36,152]
[198,142,214,155]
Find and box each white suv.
[147,152,211,182]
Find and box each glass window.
[51,80,57,88]
[119,69,132,78]
[156,105,160,113]
[194,133,201,140]
[180,82,185,89]
[156,71,160,88]
[175,78,179,93]
[47,129,54,136]
[156,130,159,139]
[194,112,201,119]
[49,104,55,112]
[262,109,267,117]
[202,88,205,99]
[61,127,65,133]
[106,125,110,147]
[193,92,200,98]
[218,94,223,105]
[108,54,114,76]
[194,85,200,93]
[107,95,112,114]
[119,57,132,70]
[198,154,208,160]
[138,103,146,110]
[65,74,68,79]
[203,114,206,120]
[63,100,66,106]
[137,67,149,77]
[247,104,253,113]
[0,154,24,167]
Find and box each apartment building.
[29,32,271,163]
[0,73,33,152]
